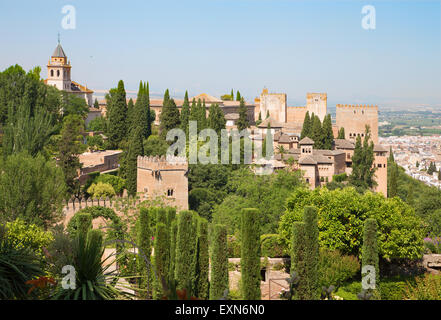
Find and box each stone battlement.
[336,104,378,109]
[137,155,188,171]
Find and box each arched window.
[167,189,174,197]
[50,70,54,77]
[57,70,60,77]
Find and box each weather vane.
[58,32,61,44]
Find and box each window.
[167,189,174,197]
[57,70,60,77]
[50,70,54,77]
[144,188,148,193]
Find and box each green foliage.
[311,114,323,149]
[291,222,308,300]
[404,274,441,300]
[210,224,229,300]
[126,126,144,196]
[318,249,360,289]
[5,219,54,261]
[153,222,169,299]
[169,219,178,283]
[195,219,209,299]
[349,126,376,189]
[260,234,287,258]
[180,91,191,136]
[333,173,348,183]
[240,208,261,300]
[159,89,181,140]
[388,161,399,198]
[0,152,66,228]
[136,207,153,299]
[130,81,151,140]
[300,111,311,140]
[94,174,126,195]
[279,187,425,259]
[362,218,379,291]
[227,235,241,258]
[143,135,169,157]
[87,116,107,132]
[0,225,43,300]
[337,127,345,139]
[87,182,116,199]
[322,114,334,150]
[236,98,249,131]
[303,206,320,299]
[175,210,197,291]
[106,80,128,148]
[207,103,226,135]
[262,123,273,160]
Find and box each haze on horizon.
[0,0,440,109]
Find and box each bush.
[87,182,116,199]
[260,234,287,258]
[379,277,409,300]
[423,237,441,254]
[318,249,360,289]
[95,174,126,195]
[333,173,348,183]
[404,274,441,300]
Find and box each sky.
[0,0,440,109]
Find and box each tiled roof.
[374,144,388,152]
[52,44,67,58]
[334,139,355,149]
[299,155,317,165]
[299,137,314,145]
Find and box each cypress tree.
[159,89,181,140]
[169,219,178,283]
[127,98,135,130]
[230,89,234,100]
[302,206,319,299]
[208,103,226,136]
[237,97,249,131]
[236,91,241,101]
[388,163,398,198]
[407,184,415,206]
[291,222,308,300]
[137,207,152,299]
[388,146,394,162]
[337,127,345,139]
[300,111,311,140]
[131,81,149,139]
[438,170,441,181]
[195,219,209,299]
[153,222,169,299]
[175,210,197,291]
[180,91,191,137]
[126,126,144,196]
[145,82,152,137]
[76,212,92,238]
[200,100,207,130]
[240,208,261,300]
[262,122,273,160]
[349,127,376,189]
[209,224,229,300]
[94,98,99,109]
[266,110,270,119]
[322,114,334,150]
[311,114,323,149]
[166,207,176,230]
[107,80,128,148]
[362,218,379,296]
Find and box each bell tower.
[47,36,72,91]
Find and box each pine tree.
[337,127,345,139]
[153,222,169,299]
[241,208,261,300]
[107,80,128,148]
[159,89,181,140]
[126,126,144,196]
[237,97,249,131]
[180,91,191,137]
[236,91,241,101]
[137,207,152,299]
[302,206,319,299]
[210,224,229,300]
[195,219,209,299]
[300,111,311,140]
[322,114,334,150]
[362,218,379,296]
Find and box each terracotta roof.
[299,155,317,165]
[190,93,223,103]
[334,139,355,149]
[278,134,292,143]
[374,144,388,152]
[71,81,93,94]
[299,137,314,145]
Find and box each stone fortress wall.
[336,104,379,144]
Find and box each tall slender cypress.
[195,219,209,299]
[126,126,144,196]
[210,224,229,300]
[180,91,191,137]
[300,111,311,140]
[302,206,319,299]
[291,222,307,299]
[137,207,152,299]
[153,222,169,299]
[175,210,197,291]
[362,218,379,296]
[107,80,128,148]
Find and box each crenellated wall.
[336,104,379,144]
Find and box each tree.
[87,182,116,199]
[349,126,376,189]
[0,153,66,229]
[169,219,177,283]
[428,162,436,176]
[231,89,234,100]
[87,116,107,133]
[180,91,191,137]
[175,211,197,291]
[236,91,241,101]
[209,224,228,300]
[262,122,273,160]
[195,219,209,299]
[126,126,144,196]
[388,162,398,198]
[143,135,169,157]
[136,207,152,299]
[159,90,180,140]
[291,221,308,299]
[130,81,150,140]
[93,98,99,109]
[208,103,226,135]
[236,97,249,131]
[300,112,311,140]
[438,170,441,181]
[302,206,319,299]
[240,208,261,300]
[58,115,86,197]
[388,146,394,162]
[362,218,379,296]
[337,127,345,139]
[279,187,425,259]
[106,80,128,148]
[153,222,169,299]
[322,114,334,150]
[311,114,323,149]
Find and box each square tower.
[47,43,72,91]
[306,93,327,122]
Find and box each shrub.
[87,182,116,199]
[95,174,126,195]
[379,277,408,300]
[318,249,360,288]
[404,274,441,300]
[423,237,441,254]
[260,234,287,258]
[333,173,348,183]
[240,208,261,300]
[210,224,229,300]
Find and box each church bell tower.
[47,37,72,91]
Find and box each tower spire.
[58,32,61,45]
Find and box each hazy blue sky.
[0,0,440,108]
